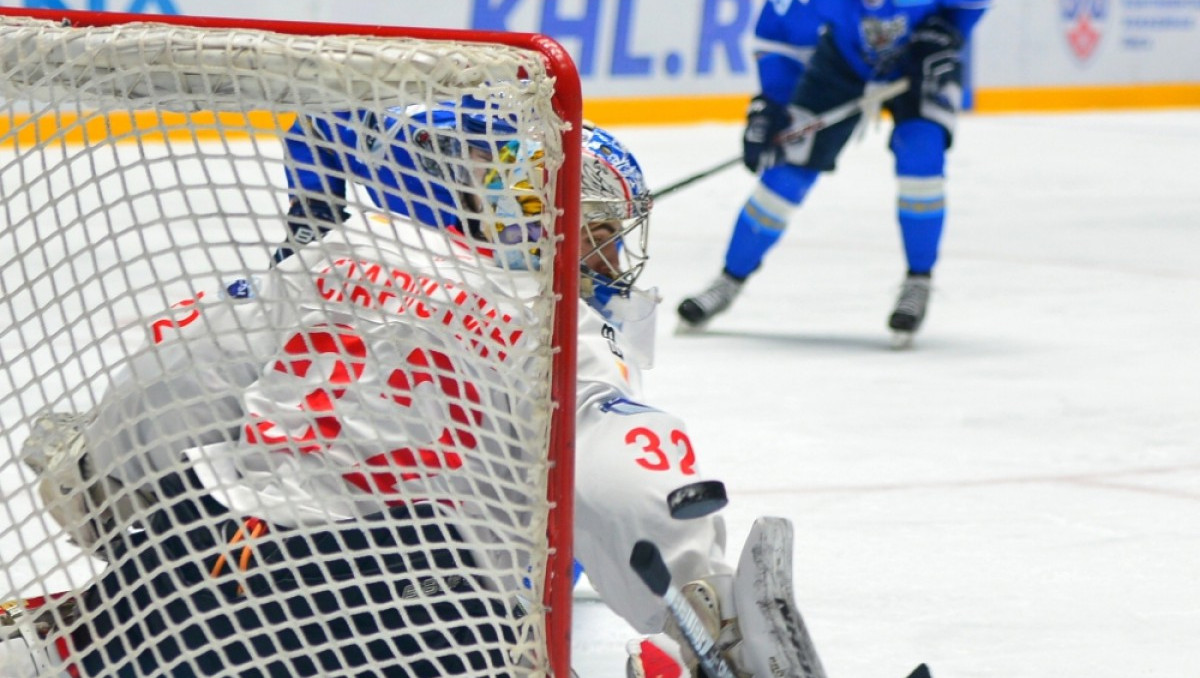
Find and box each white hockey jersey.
[85,225,729,634]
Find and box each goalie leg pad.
[626,519,828,678]
[731,517,828,678]
[0,633,57,678]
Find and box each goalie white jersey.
[83,224,730,635]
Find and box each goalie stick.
[653,79,911,200]
[630,540,738,678]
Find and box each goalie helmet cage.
[0,7,580,678]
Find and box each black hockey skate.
[677,272,744,331]
[888,273,931,348]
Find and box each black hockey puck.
[666,480,727,519]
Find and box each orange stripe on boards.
[0,110,299,146]
[971,83,1200,113]
[3,85,1198,144]
[583,85,1200,126]
[583,94,752,127]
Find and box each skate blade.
[673,320,709,336]
[890,331,915,350]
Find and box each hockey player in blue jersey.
[677,0,989,346]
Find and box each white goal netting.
[0,12,579,678]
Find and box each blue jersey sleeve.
[284,110,464,231]
[373,135,463,230]
[752,0,824,104]
[944,3,989,39]
[284,114,349,204]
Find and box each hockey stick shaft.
[653,78,910,200]
[776,77,910,145]
[630,541,737,678]
[652,156,743,200]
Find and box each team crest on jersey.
[1061,0,1107,62]
[860,16,907,54]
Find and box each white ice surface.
[573,110,1200,678]
[3,109,1198,678]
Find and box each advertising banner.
[2,0,1199,118]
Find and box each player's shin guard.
[678,170,811,329]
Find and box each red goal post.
[0,7,581,678]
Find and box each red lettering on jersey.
[150,292,205,344]
[316,257,523,361]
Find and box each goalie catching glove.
[21,412,156,561]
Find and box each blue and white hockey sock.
[723,165,817,279]
[897,175,946,275]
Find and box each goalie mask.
[579,123,653,312]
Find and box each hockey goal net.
[0,9,580,678]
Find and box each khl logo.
[1061,0,1108,62]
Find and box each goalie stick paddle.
[653,78,911,200]
[630,540,738,678]
[739,518,929,678]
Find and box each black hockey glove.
[742,95,792,173]
[909,14,965,67]
[905,15,965,128]
[274,197,347,264]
